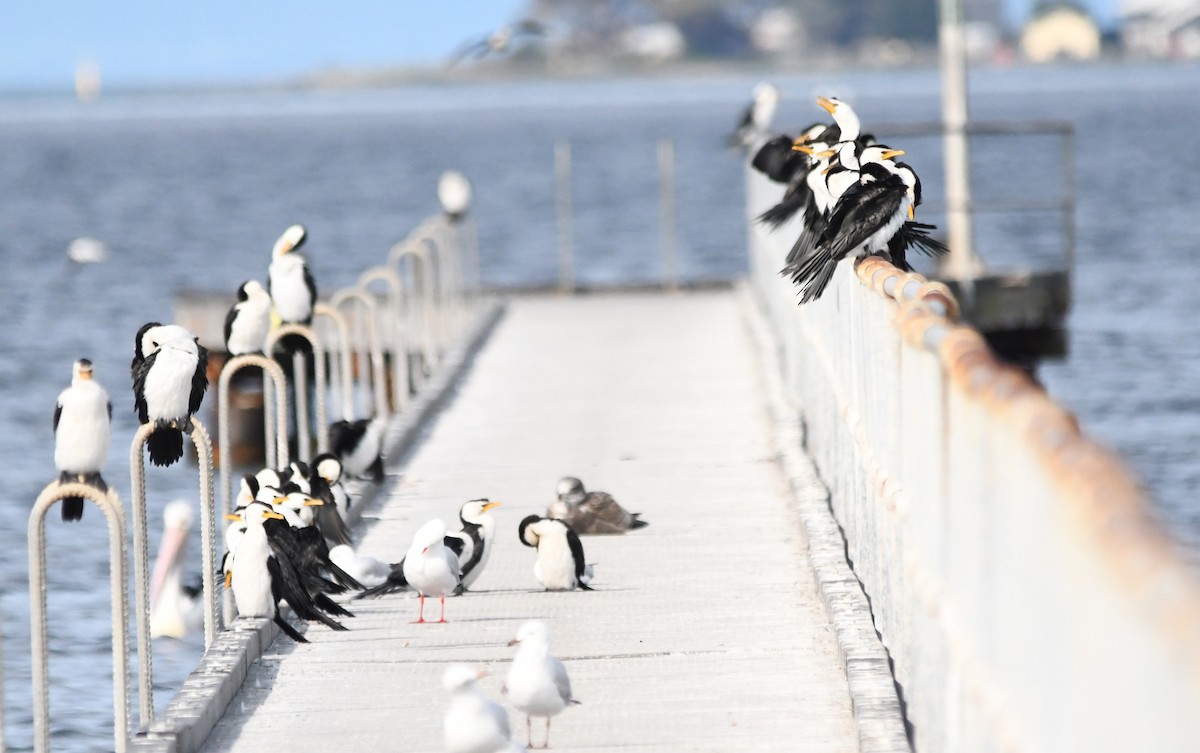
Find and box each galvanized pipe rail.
[129,419,219,727]
[745,168,1200,753]
[264,325,328,461]
[313,303,355,421]
[216,354,289,512]
[330,289,389,419]
[28,482,131,753]
[358,265,410,410]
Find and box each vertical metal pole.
[293,351,310,463]
[938,0,981,279]
[555,140,575,293]
[658,137,679,292]
[189,420,221,647]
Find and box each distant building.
[1020,2,1102,62]
[1121,0,1200,58]
[620,22,687,62]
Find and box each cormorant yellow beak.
[224,571,233,589]
[264,511,285,520]
[224,513,241,521]
[303,498,324,506]
[272,496,287,505]
[908,205,915,220]
[817,149,836,159]
[880,149,906,161]
[817,96,837,115]
[791,143,814,154]
[481,501,503,512]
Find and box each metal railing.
[264,324,329,462]
[746,169,1200,753]
[217,354,289,512]
[28,482,130,753]
[129,419,219,726]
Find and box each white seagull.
[518,515,594,592]
[504,620,579,749]
[443,664,513,753]
[131,322,208,467]
[402,519,461,623]
[53,358,111,522]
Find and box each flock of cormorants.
[734,82,949,302]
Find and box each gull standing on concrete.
[443,664,513,753]
[223,279,272,356]
[504,620,579,749]
[548,476,647,534]
[402,519,461,623]
[131,323,208,467]
[518,516,593,591]
[53,358,111,522]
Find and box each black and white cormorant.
[227,501,349,642]
[328,415,387,482]
[728,82,781,150]
[53,358,112,522]
[224,279,271,356]
[267,224,316,326]
[518,515,593,592]
[131,323,208,467]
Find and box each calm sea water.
[0,63,1197,750]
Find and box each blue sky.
[1,0,1118,93]
[0,1,527,91]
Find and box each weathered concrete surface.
[198,291,862,752]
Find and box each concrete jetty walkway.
[198,290,861,752]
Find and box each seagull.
[328,545,390,589]
[354,499,502,599]
[402,519,461,623]
[518,516,593,592]
[224,280,272,356]
[504,620,579,749]
[149,500,203,639]
[438,171,473,222]
[53,358,111,522]
[443,664,513,753]
[227,501,349,642]
[328,415,387,482]
[728,82,781,150]
[66,236,109,264]
[131,323,208,467]
[447,20,545,67]
[548,477,647,534]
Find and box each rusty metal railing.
[217,354,289,513]
[746,169,1200,753]
[264,324,328,462]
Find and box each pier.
[22,167,1200,753]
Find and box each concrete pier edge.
[129,298,506,753]
[738,283,912,753]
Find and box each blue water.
[0,62,1197,750]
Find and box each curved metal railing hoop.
[264,324,329,462]
[330,288,389,420]
[29,482,130,753]
[129,418,220,727]
[313,303,355,422]
[358,265,409,409]
[217,354,289,514]
[388,241,439,384]
[415,223,464,348]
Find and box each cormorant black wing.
[53,402,62,433]
[223,302,237,350]
[565,527,592,590]
[131,349,156,424]
[189,340,209,416]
